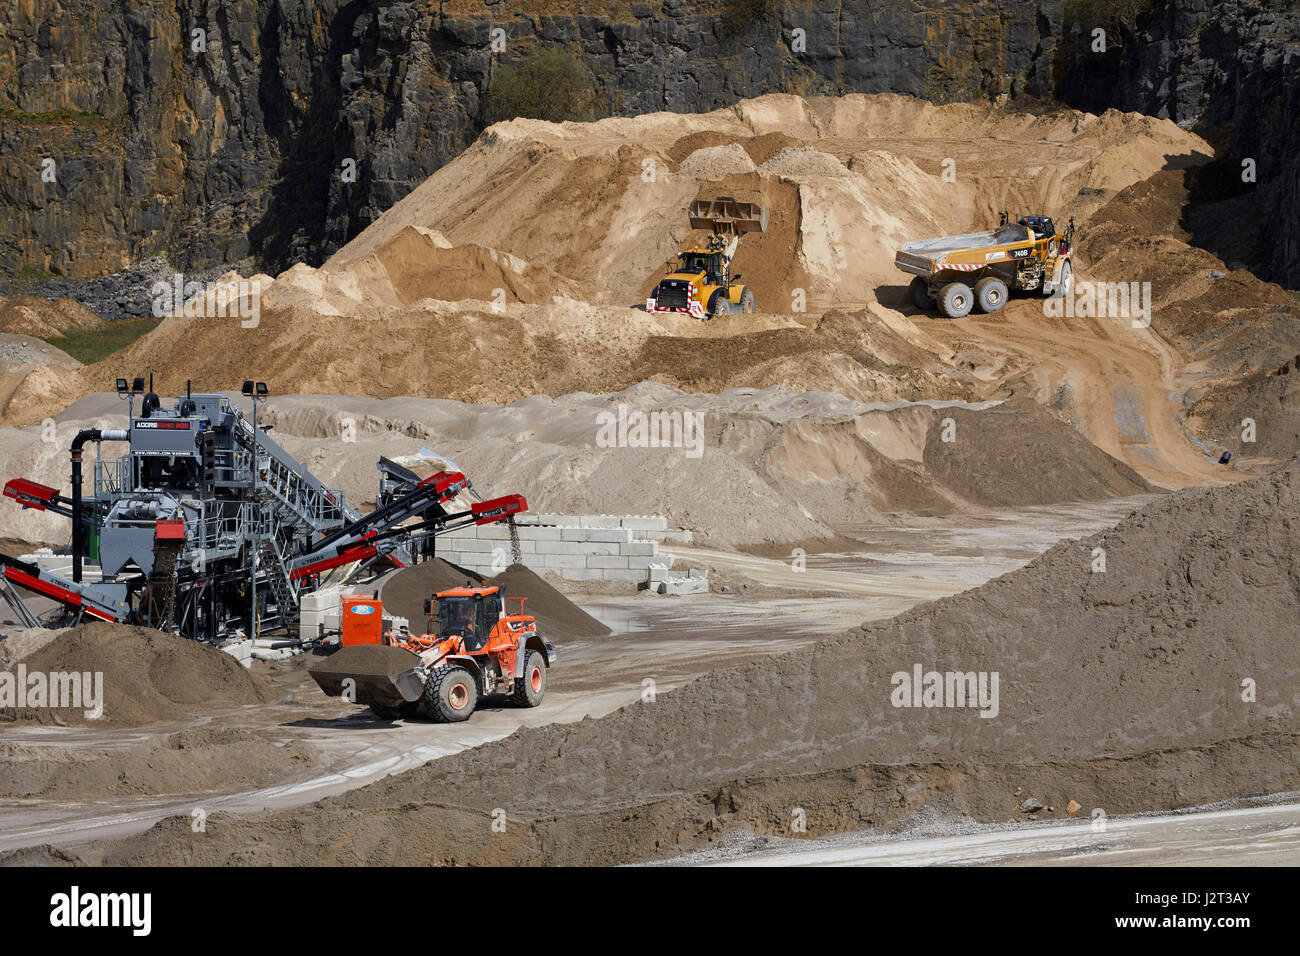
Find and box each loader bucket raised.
[309,645,425,707]
[689,195,768,235]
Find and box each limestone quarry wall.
[0,0,1058,283]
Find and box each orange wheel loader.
[309,583,556,722]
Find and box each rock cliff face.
[3,1,1294,289]
[1056,0,1300,287]
[0,0,1060,282]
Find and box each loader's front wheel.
[739,288,755,314]
[909,277,936,311]
[424,665,478,722]
[937,282,974,319]
[511,650,547,708]
[708,290,727,318]
[974,276,1008,313]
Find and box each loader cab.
[677,251,725,286]
[434,585,502,652]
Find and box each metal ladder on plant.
[257,536,299,633]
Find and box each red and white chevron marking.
[936,262,982,272]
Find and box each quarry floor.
[667,795,1300,867]
[0,497,1148,857]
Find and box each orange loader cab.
[403,584,533,673]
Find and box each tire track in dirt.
[932,290,1237,490]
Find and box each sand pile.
[0,385,1151,548]
[263,388,1150,545]
[331,93,1208,308]
[0,728,318,798]
[0,296,102,339]
[0,623,278,727]
[263,226,582,316]
[920,398,1150,506]
[69,459,1299,865]
[380,559,610,642]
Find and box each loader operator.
[442,598,486,651]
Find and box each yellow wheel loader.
[895,213,1076,318]
[647,196,768,319]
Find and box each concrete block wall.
[432,513,697,585]
[647,563,709,595]
[526,514,693,545]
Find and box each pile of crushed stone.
[382,558,610,642]
[0,623,277,727]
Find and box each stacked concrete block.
[646,563,709,595]
[431,513,691,586]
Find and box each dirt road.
[931,290,1234,490]
[683,798,1300,867]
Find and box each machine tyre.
[909,277,936,311]
[423,665,478,722]
[511,650,547,708]
[974,276,1008,313]
[739,288,755,314]
[708,290,727,318]
[1045,259,1073,298]
[937,282,974,319]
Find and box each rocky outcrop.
[1056,0,1300,287]
[0,0,1061,283]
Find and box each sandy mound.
[331,93,1208,309]
[0,386,1150,549]
[0,93,1223,490]
[921,398,1150,506]
[263,226,582,316]
[0,728,318,798]
[381,559,610,642]
[0,623,278,727]
[0,296,102,339]
[258,388,1149,545]
[76,459,1300,865]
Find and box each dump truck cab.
[896,212,1075,318]
[647,196,767,319]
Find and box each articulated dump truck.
[896,214,1075,318]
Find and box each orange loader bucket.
[309,645,425,707]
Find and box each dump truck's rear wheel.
[511,650,547,708]
[937,282,973,319]
[909,277,936,311]
[423,665,478,722]
[974,276,1008,313]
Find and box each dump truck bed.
[895,224,1034,276]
